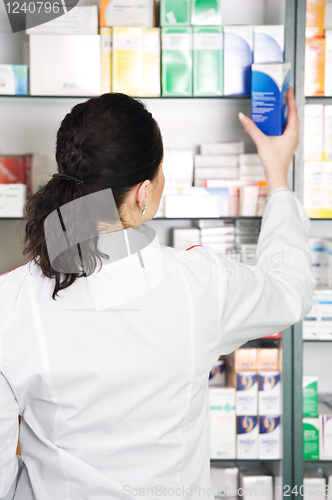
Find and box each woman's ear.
[136,180,151,210]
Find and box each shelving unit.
[292,0,332,491]
[0,0,315,495]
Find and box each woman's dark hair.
[23,93,164,300]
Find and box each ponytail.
[23,93,164,299]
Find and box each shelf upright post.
[292,0,307,494]
[282,327,294,495]
[294,0,307,203]
[285,0,297,193]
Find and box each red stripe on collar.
[186,245,202,251]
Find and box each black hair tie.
[52,173,84,184]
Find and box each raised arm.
[216,88,316,354]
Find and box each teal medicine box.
[162,27,193,97]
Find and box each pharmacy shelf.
[0,95,251,100]
[155,217,262,220]
[5,216,331,222]
[304,460,332,463]
[303,340,332,342]
[211,459,282,464]
[305,97,332,102]
[0,216,263,221]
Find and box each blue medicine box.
[251,62,291,136]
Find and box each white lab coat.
[0,190,315,500]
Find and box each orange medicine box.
[232,348,257,371]
[306,0,325,39]
[305,38,326,96]
[257,348,279,371]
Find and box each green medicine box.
[303,376,318,417]
[162,27,193,97]
[160,0,191,26]
[191,0,222,25]
[193,26,223,96]
[303,418,320,460]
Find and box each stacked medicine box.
[304,0,332,96]
[303,104,332,218]
[303,289,332,340]
[160,0,223,97]
[27,2,161,97]
[99,0,160,97]
[160,0,285,97]
[208,347,281,460]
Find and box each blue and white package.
[254,25,285,64]
[251,62,291,136]
[237,416,258,459]
[223,25,253,96]
[235,371,258,415]
[0,65,28,95]
[258,371,281,415]
[259,416,281,459]
[205,187,230,217]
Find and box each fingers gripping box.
[251,62,291,136]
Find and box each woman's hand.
[238,86,300,195]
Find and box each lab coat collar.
[84,225,165,311]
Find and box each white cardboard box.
[239,165,264,176]
[259,416,281,459]
[324,106,332,160]
[173,228,200,251]
[194,169,239,185]
[195,155,239,168]
[304,105,324,161]
[326,31,332,97]
[240,472,273,500]
[317,290,332,339]
[223,25,253,96]
[303,474,326,500]
[0,65,28,95]
[320,414,332,459]
[163,149,194,187]
[209,388,236,459]
[237,416,259,459]
[201,142,244,156]
[30,35,101,96]
[239,154,261,165]
[258,371,281,415]
[165,194,220,218]
[0,184,26,218]
[26,6,98,35]
[326,2,332,30]
[210,467,239,498]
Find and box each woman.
[0,89,314,500]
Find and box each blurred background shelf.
[0,95,251,100]
[303,340,332,343]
